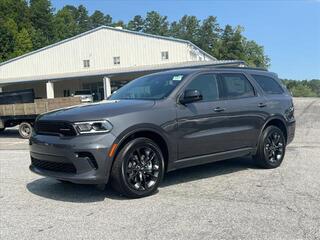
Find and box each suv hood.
[39,100,155,122]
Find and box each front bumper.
[29,132,116,184]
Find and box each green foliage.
[127,15,145,32]
[0,0,273,70]
[143,11,169,36]
[197,16,221,55]
[169,15,200,44]
[53,6,78,40]
[282,79,320,97]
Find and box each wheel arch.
[260,116,288,143]
[110,124,174,173]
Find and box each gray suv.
[29,67,295,198]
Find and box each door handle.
[258,103,267,108]
[213,107,225,112]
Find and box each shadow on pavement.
[26,156,259,202]
[27,178,111,202]
[161,156,258,188]
[0,128,22,139]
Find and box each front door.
[176,73,228,159]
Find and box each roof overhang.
[0,60,245,85]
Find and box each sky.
[51,0,320,80]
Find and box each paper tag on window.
[172,75,183,81]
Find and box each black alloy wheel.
[255,126,286,169]
[124,146,160,191]
[264,130,285,164]
[111,137,164,198]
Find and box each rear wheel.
[110,137,165,198]
[19,122,33,139]
[255,126,286,169]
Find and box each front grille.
[31,158,77,173]
[35,121,77,136]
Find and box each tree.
[53,6,78,40]
[291,84,317,97]
[0,2,271,69]
[215,25,269,68]
[0,18,17,61]
[308,79,320,96]
[104,14,113,26]
[112,20,126,29]
[216,25,245,60]
[127,15,145,32]
[90,10,105,28]
[169,15,200,44]
[243,40,270,68]
[76,5,90,33]
[143,11,169,36]
[12,28,33,57]
[29,0,54,44]
[197,16,221,55]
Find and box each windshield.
[109,73,186,100]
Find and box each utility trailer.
[0,96,81,138]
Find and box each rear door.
[216,72,268,150]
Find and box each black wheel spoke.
[264,130,284,164]
[125,145,161,192]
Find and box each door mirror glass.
[180,89,203,104]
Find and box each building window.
[83,59,90,68]
[161,51,169,60]
[113,56,120,65]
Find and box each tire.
[255,126,286,169]
[19,122,33,139]
[0,128,5,132]
[110,137,165,198]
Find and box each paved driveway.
[0,98,319,240]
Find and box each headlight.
[74,120,113,134]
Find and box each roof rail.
[213,65,268,71]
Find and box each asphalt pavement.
[0,97,319,240]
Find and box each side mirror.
[180,89,203,104]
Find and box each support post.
[46,81,54,99]
[103,76,111,100]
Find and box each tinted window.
[185,74,219,101]
[219,73,255,99]
[252,74,284,94]
[110,73,186,100]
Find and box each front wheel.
[19,122,33,139]
[255,126,286,169]
[110,137,165,198]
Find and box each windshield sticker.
[172,75,183,81]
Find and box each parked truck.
[0,89,81,138]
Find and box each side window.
[252,74,284,94]
[219,73,255,99]
[185,74,219,101]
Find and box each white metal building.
[0,26,244,100]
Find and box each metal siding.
[1,28,206,81]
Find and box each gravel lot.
[0,98,319,240]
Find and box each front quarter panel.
[108,100,178,168]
